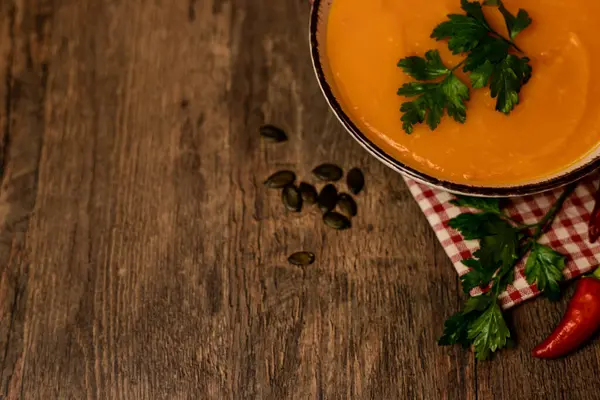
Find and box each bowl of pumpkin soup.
[310,0,600,196]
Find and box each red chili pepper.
[532,267,600,359]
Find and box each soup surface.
[326,0,600,185]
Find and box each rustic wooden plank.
[10,0,237,398]
[0,0,10,153]
[0,1,15,395]
[0,0,49,397]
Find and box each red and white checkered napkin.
[403,172,600,309]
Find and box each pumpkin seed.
[323,211,352,230]
[264,170,296,188]
[318,184,338,213]
[288,251,315,266]
[260,125,288,143]
[282,184,302,212]
[347,168,365,195]
[312,163,343,182]
[299,182,318,205]
[337,193,357,217]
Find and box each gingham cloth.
[404,172,600,309]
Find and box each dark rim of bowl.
[309,0,600,197]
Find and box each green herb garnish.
[398,0,533,133]
[439,184,576,360]
[397,52,470,134]
[524,243,566,301]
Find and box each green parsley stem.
[501,215,537,230]
[517,222,539,230]
[499,183,577,234]
[531,182,578,242]
[450,60,467,72]
[516,183,577,258]
[507,41,524,54]
[484,24,525,53]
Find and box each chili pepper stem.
[592,266,600,280]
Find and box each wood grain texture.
[0,0,596,399]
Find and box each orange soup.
[326,0,600,185]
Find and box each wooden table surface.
[0,0,599,399]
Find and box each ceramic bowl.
[309,0,600,197]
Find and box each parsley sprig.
[397,51,470,134]
[440,183,577,360]
[398,0,533,133]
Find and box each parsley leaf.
[449,213,519,294]
[468,301,511,360]
[398,50,450,80]
[448,212,503,240]
[399,100,426,134]
[448,210,519,293]
[490,55,532,114]
[462,35,532,113]
[469,60,494,89]
[438,294,494,348]
[439,311,475,347]
[495,262,516,294]
[450,196,501,213]
[443,74,471,123]
[398,73,470,134]
[460,0,489,24]
[500,8,532,40]
[524,243,566,301]
[460,258,496,294]
[464,293,494,313]
[448,211,518,269]
[431,0,490,54]
[484,0,532,40]
[474,221,519,269]
[470,60,495,89]
[463,36,510,75]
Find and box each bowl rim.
[309,0,600,197]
